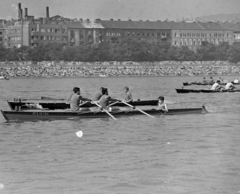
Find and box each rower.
[66,87,78,103]
[210,80,223,91]
[70,87,91,111]
[98,88,119,112]
[92,87,104,101]
[157,96,168,112]
[123,86,133,103]
[225,81,236,90]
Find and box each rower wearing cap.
[123,86,133,103]
[158,96,168,112]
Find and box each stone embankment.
[0,61,240,78]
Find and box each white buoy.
[0,183,4,189]
[76,131,83,137]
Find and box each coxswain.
[92,87,104,101]
[225,81,236,90]
[157,96,168,112]
[210,80,223,91]
[98,88,119,111]
[70,87,91,111]
[123,86,133,103]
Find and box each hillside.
[196,13,240,22]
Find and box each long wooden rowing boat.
[176,88,240,93]
[7,100,159,110]
[1,106,208,121]
[183,82,240,86]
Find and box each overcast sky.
[0,0,240,21]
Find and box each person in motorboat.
[98,88,119,112]
[157,96,168,112]
[210,80,224,91]
[225,81,237,90]
[209,77,215,85]
[92,87,104,101]
[70,87,91,111]
[203,77,208,84]
[123,86,133,103]
[233,78,239,84]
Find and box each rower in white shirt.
[210,80,223,91]
[225,82,236,90]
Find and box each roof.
[100,20,171,30]
[220,22,240,32]
[65,21,85,29]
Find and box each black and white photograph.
[0,0,240,193]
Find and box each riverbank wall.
[0,61,240,78]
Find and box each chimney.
[46,6,49,19]
[24,8,28,19]
[18,3,22,20]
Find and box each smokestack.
[46,6,49,19]
[18,3,22,19]
[24,8,28,19]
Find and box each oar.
[92,101,117,120]
[120,101,155,118]
[79,101,91,107]
[41,96,65,101]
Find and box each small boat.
[176,88,240,93]
[7,99,159,110]
[183,82,240,86]
[1,106,208,121]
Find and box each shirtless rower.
[92,87,104,101]
[98,88,119,111]
[66,87,78,103]
[70,87,91,111]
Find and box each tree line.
[0,38,240,63]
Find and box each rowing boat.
[7,99,159,110]
[1,106,208,121]
[176,88,240,93]
[183,82,240,86]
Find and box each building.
[164,21,234,51]
[1,3,237,50]
[220,22,240,43]
[99,19,171,44]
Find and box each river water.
[0,75,240,194]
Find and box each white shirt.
[211,83,219,90]
[233,79,239,83]
[225,82,233,90]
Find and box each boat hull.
[176,88,240,93]
[1,106,208,121]
[7,100,159,110]
[183,82,240,86]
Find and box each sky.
[0,0,240,21]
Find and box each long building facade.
[1,3,237,50]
